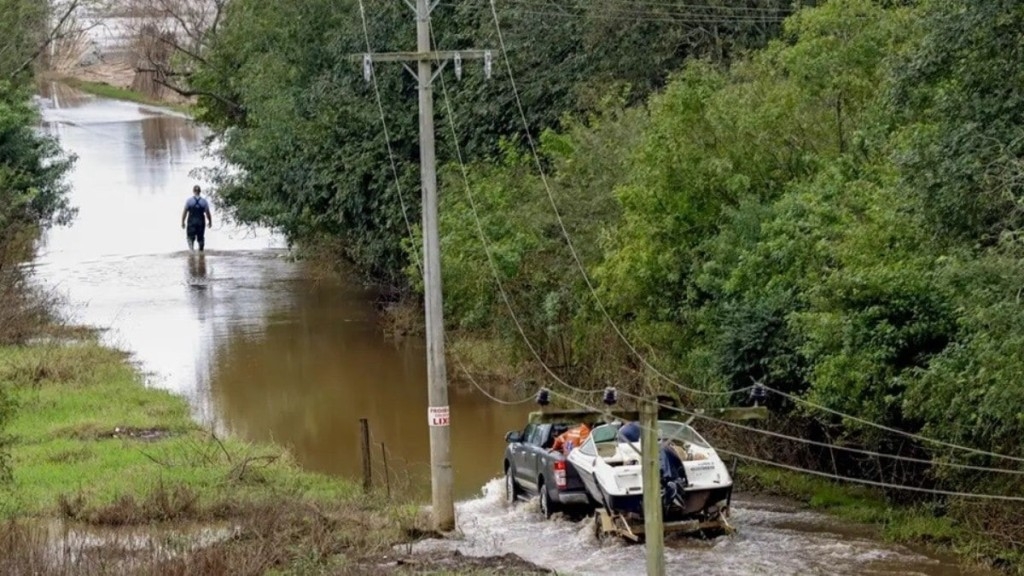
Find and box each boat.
[566,419,734,541]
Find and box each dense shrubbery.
[439,0,1024,507]
[0,0,76,482]
[188,0,796,288]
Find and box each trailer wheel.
[592,510,610,543]
[505,466,520,506]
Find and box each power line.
[762,384,1024,465]
[491,0,790,24]
[431,0,1024,507]
[483,0,1024,469]
[428,22,608,399]
[495,0,794,17]
[451,353,539,405]
[507,0,793,12]
[715,448,1024,503]
[547,389,1024,502]
[356,0,422,271]
[485,0,753,400]
[609,388,1024,476]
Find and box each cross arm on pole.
[358,49,494,82]
[357,49,492,64]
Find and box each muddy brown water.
[31,84,990,575]
[32,82,531,499]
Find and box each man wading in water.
[181,185,213,251]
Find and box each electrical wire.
[361,2,1024,502]
[608,388,1024,476]
[486,0,756,400]
[507,0,793,13]
[499,2,788,25]
[451,353,539,405]
[761,384,1024,465]
[446,0,793,23]
[483,0,1024,467]
[428,21,603,398]
[356,0,422,271]
[546,389,1024,502]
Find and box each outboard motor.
[659,443,688,509]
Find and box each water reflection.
[33,86,532,500]
[37,81,199,165]
[185,254,211,321]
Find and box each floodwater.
[31,82,531,499]
[30,84,987,575]
[418,481,990,576]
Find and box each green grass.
[57,77,193,115]
[0,340,556,574]
[0,341,356,519]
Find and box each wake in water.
[412,478,975,576]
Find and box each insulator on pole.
[750,382,767,406]
[483,50,492,80]
[363,54,373,82]
[603,387,617,406]
[454,52,463,80]
[536,388,550,406]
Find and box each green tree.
[0,0,78,482]
[595,0,904,387]
[436,100,646,383]
[190,0,802,290]
[891,0,1024,244]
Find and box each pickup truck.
[503,421,593,518]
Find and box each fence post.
[360,418,372,493]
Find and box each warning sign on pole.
[429,406,450,427]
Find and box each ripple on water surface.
[413,479,985,576]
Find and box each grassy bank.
[55,77,193,115]
[738,464,1022,574]
[0,341,548,575]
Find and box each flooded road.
[32,83,531,499]
[30,85,985,575]
[418,481,987,576]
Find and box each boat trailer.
[592,507,735,543]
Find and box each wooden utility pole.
[359,0,492,532]
[641,397,665,576]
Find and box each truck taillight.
[553,460,567,489]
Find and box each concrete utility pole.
[641,397,666,576]
[360,0,492,532]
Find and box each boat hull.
[586,473,732,521]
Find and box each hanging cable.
[357,0,422,271]
[483,0,1024,467]
[608,388,1024,476]
[486,0,751,400]
[451,353,539,405]
[427,22,605,398]
[760,384,1024,465]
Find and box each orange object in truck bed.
[552,423,591,454]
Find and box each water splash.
[412,479,984,576]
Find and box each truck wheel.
[505,466,520,506]
[539,478,559,518]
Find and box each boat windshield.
[657,421,710,448]
[590,423,619,444]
